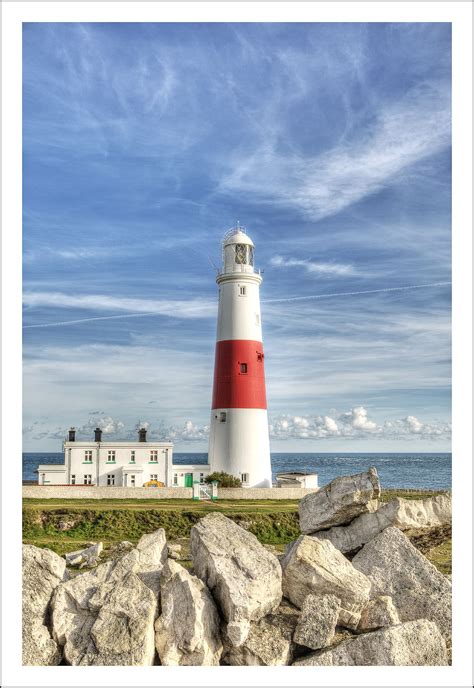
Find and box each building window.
[257,351,264,362]
[235,243,247,264]
[130,475,136,487]
[150,450,158,462]
[83,474,92,485]
[239,285,247,296]
[173,474,178,486]
[107,451,116,463]
[219,411,227,423]
[234,244,254,266]
[150,474,158,481]
[107,474,115,486]
[84,450,92,463]
[130,451,135,463]
[239,363,248,374]
[241,473,249,484]
[71,475,76,485]
[200,473,205,484]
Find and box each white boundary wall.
[22,486,318,500]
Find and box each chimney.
[68,427,76,442]
[94,427,102,442]
[138,427,147,442]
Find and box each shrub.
[205,471,242,488]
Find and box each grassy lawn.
[23,489,451,573]
[22,498,301,513]
[23,488,446,511]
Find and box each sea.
[23,452,452,490]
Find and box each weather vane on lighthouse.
[208,224,272,487]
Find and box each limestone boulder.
[190,513,282,647]
[22,544,68,665]
[280,536,371,629]
[52,562,157,665]
[299,467,380,533]
[87,572,156,665]
[358,596,400,631]
[155,560,222,666]
[65,542,103,568]
[134,529,168,595]
[316,493,452,554]
[51,529,167,664]
[222,600,300,666]
[293,593,340,650]
[293,619,448,666]
[352,526,451,640]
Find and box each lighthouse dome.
[223,226,255,247]
[222,225,255,274]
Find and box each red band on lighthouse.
[212,339,267,409]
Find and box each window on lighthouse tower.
[234,244,254,266]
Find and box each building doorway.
[185,473,193,487]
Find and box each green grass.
[22,498,301,512]
[424,539,452,575]
[23,490,451,572]
[23,505,301,549]
[378,489,446,503]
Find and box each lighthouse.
[208,226,273,488]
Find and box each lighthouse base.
[208,408,272,488]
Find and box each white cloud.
[341,406,378,432]
[22,291,216,325]
[23,406,451,446]
[270,255,356,277]
[168,420,210,442]
[219,81,451,220]
[268,407,450,441]
[79,415,125,437]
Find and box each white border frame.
[2,2,472,687]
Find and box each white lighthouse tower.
[208,226,273,488]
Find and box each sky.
[22,22,452,453]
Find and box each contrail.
[23,311,163,329]
[261,281,451,304]
[23,281,451,329]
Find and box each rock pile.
[22,468,451,666]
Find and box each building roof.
[276,471,317,478]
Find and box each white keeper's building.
[37,427,210,488]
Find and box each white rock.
[51,529,167,664]
[190,513,282,647]
[293,619,448,665]
[315,493,452,554]
[293,593,340,650]
[280,536,371,630]
[299,468,380,533]
[22,545,67,666]
[358,596,400,631]
[134,529,168,595]
[352,526,451,640]
[222,601,300,666]
[65,542,103,568]
[155,560,223,666]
